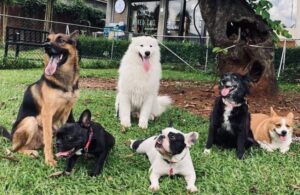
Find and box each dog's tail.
[129,139,145,151]
[0,126,12,141]
[153,96,172,117]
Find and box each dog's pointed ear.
[79,109,91,128]
[270,107,278,117]
[185,132,199,148]
[287,112,294,120]
[70,30,80,39]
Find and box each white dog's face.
[131,36,159,58]
[130,36,159,72]
[155,127,199,159]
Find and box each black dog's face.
[219,72,250,102]
[55,109,92,158]
[55,123,86,158]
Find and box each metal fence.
[1,14,299,80]
[0,14,214,70]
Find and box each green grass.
[0,69,300,194]
[81,68,216,82]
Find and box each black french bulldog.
[55,109,115,176]
[204,72,254,159]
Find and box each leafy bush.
[78,36,215,69]
[16,0,105,27]
[0,57,43,69]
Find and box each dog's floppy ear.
[185,132,199,147]
[270,107,278,117]
[79,109,91,128]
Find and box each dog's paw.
[187,185,198,193]
[237,153,244,160]
[149,114,155,121]
[203,148,211,155]
[89,172,99,177]
[138,119,148,129]
[266,147,274,152]
[280,147,289,154]
[121,120,131,128]
[149,184,160,191]
[45,158,57,167]
[19,149,39,158]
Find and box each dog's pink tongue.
[143,58,150,72]
[279,135,287,142]
[55,151,69,158]
[221,88,230,96]
[45,56,59,76]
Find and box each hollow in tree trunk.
[200,0,277,95]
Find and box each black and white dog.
[204,72,253,159]
[130,127,199,192]
[55,109,115,176]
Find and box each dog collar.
[163,149,188,177]
[163,148,188,164]
[222,98,242,108]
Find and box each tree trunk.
[200,0,277,95]
[1,2,8,44]
[44,0,55,32]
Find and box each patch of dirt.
[80,77,300,135]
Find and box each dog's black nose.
[281,130,287,136]
[44,42,52,49]
[145,51,150,56]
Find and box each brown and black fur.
[2,31,80,166]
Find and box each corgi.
[251,107,294,153]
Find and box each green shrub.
[80,59,120,69]
[78,36,215,69]
[0,57,42,69]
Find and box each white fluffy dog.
[115,36,172,129]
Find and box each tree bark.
[1,2,8,44]
[44,0,55,32]
[200,0,277,95]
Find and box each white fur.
[130,128,198,192]
[116,36,172,129]
[222,106,233,132]
[259,119,292,153]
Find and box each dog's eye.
[286,124,290,128]
[64,135,72,140]
[140,44,144,47]
[275,124,281,128]
[169,135,176,141]
[57,37,66,44]
[150,45,152,47]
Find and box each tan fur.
[251,107,294,144]
[12,31,79,166]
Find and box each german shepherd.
[1,31,80,166]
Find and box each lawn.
[0,69,299,194]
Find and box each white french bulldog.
[130,127,199,192]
